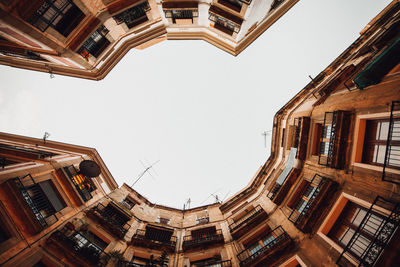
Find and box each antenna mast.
[131,160,160,188]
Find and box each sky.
[0,0,392,209]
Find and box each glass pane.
[378,121,389,140]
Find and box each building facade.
[1,1,400,266]
[0,0,298,80]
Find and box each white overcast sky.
[0,0,392,209]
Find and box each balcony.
[163,1,198,24]
[292,117,310,160]
[318,111,352,169]
[194,259,232,267]
[131,226,176,253]
[209,5,243,35]
[86,202,131,239]
[1,175,58,234]
[237,226,292,267]
[229,205,268,239]
[182,227,224,251]
[62,165,94,202]
[268,168,301,206]
[288,175,337,233]
[336,196,400,267]
[113,1,150,29]
[47,229,110,266]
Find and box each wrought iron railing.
[318,111,338,167]
[132,228,177,248]
[113,1,150,29]
[0,143,55,158]
[13,175,57,229]
[165,9,198,21]
[292,117,302,148]
[337,196,400,267]
[237,226,289,266]
[288,174,325,224]
[183,229,224,247]
[267,183,281,200]
[229,205,265,232]
[194,259,232,267]
[382,101,400,184]
[49,229,110,265]
[63,165,93,202]
[91,203,131,237]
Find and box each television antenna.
[131,160,160,187]
[261,130,272,148]
[183,198,191,210]
[43,132,50,143]
[200,188,221,205]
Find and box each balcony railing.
[0,143,55,159]
[229,205,267,237]
[113,1,150,29]
[47,229,110,266]
[383,101,400,185]
[63,165,94,202]
[267,183,281,200]
[337,196,400,267]
[237,226,291,266]
[13,175,57,230]
[183,229,224,251]
[318,111,351,169]
[87,203,131,239]
[194,259,232,267]
[288,175,336,232]
[131,228,177,252]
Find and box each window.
[156,216,170,225]
[113,1,150,29]
[362,119,400,169]
[209,6,242,36]
[120,197,136,210]
[0,223,9,243]
[218,0,242,12]
[196,217,209,225]
[14,175,65,228]
[78,25,110,59]
[328,202,383,260]
[28,0,85,37]
[319,194,399,266]
[164,9,197,24]
[63,165,96,202]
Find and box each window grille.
[28,0,84,36]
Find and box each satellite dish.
[79,160,101,177]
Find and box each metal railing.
[63,165,93,202]
[50,230,110,265]
[132,228,177,248]
[183,229,224,247]
[382,101,400,184]
[229,205,265,232]
[0,143,55,158]
[292,117,302,148]
[288,174,325,224]
[92,203,131,237]
[13,175,57,229]
[337,196,400,267]
[193,259,232,267]
[113,1,150,28]
[318,111,338,167]
[237,226,289,266]
[267,183,281,200]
